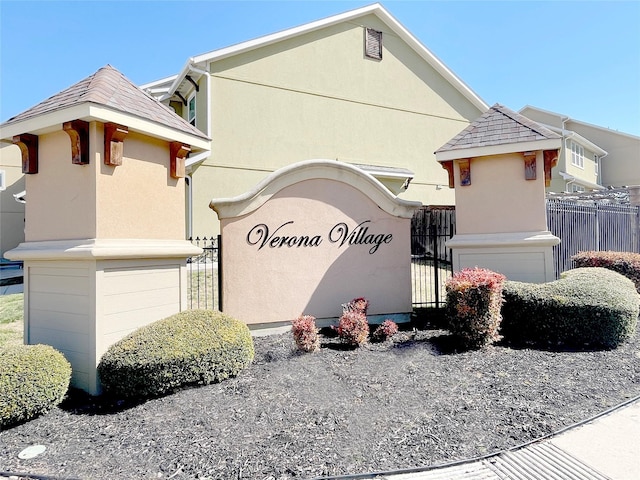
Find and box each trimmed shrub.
[336,311,369,346]
[98,310,254,399]
[572,251,640,293]
[292,315,320,352]
[445,268,506,348]
[372,320,399,342]
[1,344,71,429]
[501,268,639,348]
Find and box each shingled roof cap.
[435,103,561,162]
[0,65,209,148]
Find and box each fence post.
[432,223,440,309]
[217,234,223,312]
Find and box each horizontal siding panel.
[29,326,89,354]
[29,272,90,295]
[29,308,90,334]
[103,303,179,336]
[30,292,90,316]
[30,266,89,278]
[103,266,179,296]
[103,286,180,316]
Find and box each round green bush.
[98,309,255,399]
[501,267,639,348]
[0,344,72,429]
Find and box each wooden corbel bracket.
[524,152,537,181]
[13,133,39,174]
[63,120,90,165]
[104,123,128,166]
[170,142,191,179]
[440,160,455,188]
[543,150,559,187]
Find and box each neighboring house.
[0,143,25,258]
[141,3,488,238]
[520,105,640,192]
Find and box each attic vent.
[365,28,382,60]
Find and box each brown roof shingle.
[2,65,209,141]
[435,103,560,153]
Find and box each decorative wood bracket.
[440,160,454,188]
[63,120,89,165]
[524,152,537,181]
[543,150,559,187]
[104,123,128,166]
[13,133,39,174]
[185,75,199,92]
[170,142,190,179]
[458,159,471,186]
[175,91,188,106]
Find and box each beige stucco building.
[0,144,25,258]
[142,3,488,238]
[520,105,640,192]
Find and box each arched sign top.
[210,159,422,219]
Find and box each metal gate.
[411,206,455,308]
[187,235,222,311]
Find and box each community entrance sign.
[210,160,421,328]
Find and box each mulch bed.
[1,320,639,480]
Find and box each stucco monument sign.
[210,160,422,329]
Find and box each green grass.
[0,293,24,349]
[188,267,220,311]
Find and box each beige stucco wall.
[567,121,640,187]
[96,128,186,239]
[189,14,483,238]
[453,152,548,235]
[24,123,186,242]
[218,173,417,326]
[0,144,25,257]
[25,129,97,241]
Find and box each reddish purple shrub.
[572,251,640,293]
[291,315,320,352]
[342,297,369,315]
[445,268,506,348]
[337,311,369,346]
[372,320,399,342]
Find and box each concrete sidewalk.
[382,398,640,480]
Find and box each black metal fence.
[187,236,222,311]
[547,200,640,276]
[411,206,456,308]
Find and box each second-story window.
[188,93,196,126]
[570,141,584,168]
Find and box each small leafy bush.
[445,268,506,348]
[501,268,639,348]
[336,311,369,346]
[98,310,254,399]
[572,251,640,293]
[372,320,398,342]
[1,344,71,429]
[292,315,320,352]
[342,297,369,315]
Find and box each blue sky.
[1,1,639,136]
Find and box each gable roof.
[519,105,640,141]
[146,3,488,112]
[435,104,561,161]
[1,65,209,147]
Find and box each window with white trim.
[187,93,196,126]
[594,155,599,176]
[0,169,5,191]
[365,28,383,60]
[570,141,584,168]
[571,184,586,193]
